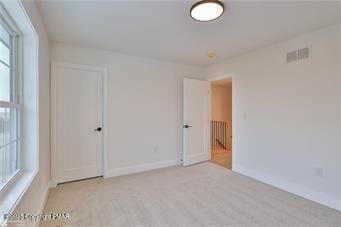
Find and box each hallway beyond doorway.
[211,148,232,169]
[210,77,232,170]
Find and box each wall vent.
[286,46,310,63]
[298,47,310,60]
[286,50,297,63]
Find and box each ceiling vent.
[286,46,310,63]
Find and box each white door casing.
[183,78,210,166]
[51,62,107,184]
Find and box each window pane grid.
[0,40,9,65]
[0,15,20,189]
[0,58,9,68]
[0,138,20,149]
[0,23,10,46]
[0,141,19,182]
[0,37,9,48]
[0,101,20,108]
[0,62,10,102]
[0,107,19,184]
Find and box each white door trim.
[208,73,236,170]
[51,62,108,186]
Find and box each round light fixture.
[190,0,224,22]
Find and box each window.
[0,15,20,190]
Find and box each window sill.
[0,170,37,225]
[0,169,21,192]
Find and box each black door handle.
[183,125,192,128]
[94,127,102,132]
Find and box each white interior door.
[52,63,104,184]
[183,78,210,166]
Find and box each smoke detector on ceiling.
[208,52,217,59]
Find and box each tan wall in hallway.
[211,84,232,150]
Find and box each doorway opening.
[210,78,232,169]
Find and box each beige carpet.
[40,162,341,227]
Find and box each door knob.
[94,127,102,132]
[183,125,192,128]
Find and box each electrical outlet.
[314,167,324,177]
[153,146,159,153]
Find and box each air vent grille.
[298,47,309,60]
[287,51,297,63]
[286,46,310,63]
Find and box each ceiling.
[37,0,341,66]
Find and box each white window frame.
[0,3,22,194]
[0,1,40,224]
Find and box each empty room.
[0,0,341,226]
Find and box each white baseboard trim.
[105,159,182,178]
[48,181,57,188]
[233,164,339,211]
[34,182,50,227]
[184,153,209,166]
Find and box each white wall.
[211,84,232,122]
[12,0,50,224]
[203,24,341,209]
[51,42,203,177]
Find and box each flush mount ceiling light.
[190,0,224,22]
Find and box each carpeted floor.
[40,162,341,227]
